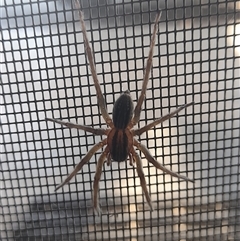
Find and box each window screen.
[1,0,240,240]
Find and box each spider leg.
[106,152,112,166]
[129,153,134,166]
[55,139,107,191]
[132,150,153,210]
[133,102,194,136]
[74,0,113,128]
[46,117,108,135]
[92,148,109,215]
[134,139,194,183]
[130,12,161,128]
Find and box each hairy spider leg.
[92,148,109,215]
[134,139,194,183]
[55,139,107,191]
[132,150,153,210]
[46,118,108,136]
[133,102,194,136]
[74,0,113,127]
[130,12,162,128]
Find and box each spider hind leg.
[130,12,161,128]
[74,0,113,127]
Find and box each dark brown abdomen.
[112,91,133,129]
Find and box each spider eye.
[112,92,134,129]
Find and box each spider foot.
[94,204,102,216]
[106,153,112,166]
[129,153,135,166]
[147,200,154,211]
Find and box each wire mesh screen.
[1,0,240,240]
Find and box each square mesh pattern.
[1,0,240,240]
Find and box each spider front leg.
[132,150,153,210]
[92,148,109,215]
[134,139,194,183]
[55,139,107,191]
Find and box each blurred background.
[1,0,240,240]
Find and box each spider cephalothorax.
[46,0,194,215]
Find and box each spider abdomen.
[112,90,134,129]
[107,128,133,162]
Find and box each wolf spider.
[46,0,194,214]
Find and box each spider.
[46,0,194,215]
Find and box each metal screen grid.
[1,0,240,240]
